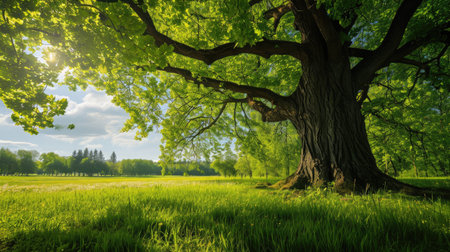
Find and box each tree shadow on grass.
[4,196,449,251]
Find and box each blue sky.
[0,85,162,161]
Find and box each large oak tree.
[1,0,448,194]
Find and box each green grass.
[398,177,450,190]
[0,176,449,251]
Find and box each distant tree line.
[0,148,218,176]
[0,148,39,175]
[162,160,217,176]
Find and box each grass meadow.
[0,176,449,251]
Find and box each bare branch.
[123,0,306,64]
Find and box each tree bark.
[270,46,447,198]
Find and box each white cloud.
[0,140,38,148]
[42,87,128,141]
[46,135,76,143]
[0,85,162,160]
[0,113,13,126]
[111,131,146,147]
[85,144,103,149]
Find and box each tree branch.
[249,0,263,7]
[350,47,430,73]
[350,21,449,89]
[188,103,227,140]
[370,110,425,135]
[123,0,306,64]
[352,0,423,87]
[159,65,286,103]
[264,4,292,32]
[304,0,343,60]
[390,23,450,61]
[79,4,122,36]
[247,97,288,122]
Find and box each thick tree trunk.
[272,51,445,197]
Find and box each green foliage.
[0,176,449,251]
[211,159,237,177]
[0,148,18,175]
[210,148,237,177]
[17,149,38,175]
[118,159,161,175]
[235,116,301,177]
[363,63,449,177]
[39,152,67,174]
[161,160,217,176]
[0,0,448,179]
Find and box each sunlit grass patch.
[0,176,449,251]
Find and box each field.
[0,176,449,251]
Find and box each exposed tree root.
[271,172,450,200]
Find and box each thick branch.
[378,0,423,54]
[123,0,306,64]
[391,23,450,60]
[350,22,449,87]
[247,97,288,122]
[249,0,263,7]
[352,0,423,87]
[159,65,286,103]
[264,4,291,32]
[349,47,371,58]
[304,0,343,60]
[350,48,430,73]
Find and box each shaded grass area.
[0,176,449,251]
[398,177,450,191]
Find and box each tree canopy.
[1,0,449,192]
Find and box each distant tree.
[97,160,110,175]
[66,156,77,175]
[17,150,37,175]
[0,148,18,175]
[234,154,253,178]
[83,148,89,159]
[93,149,99,161]
[72,149,84,175]
[99,151,105,162]
[110,152,117,164]
[211,150,237,177]
[40,153,67,175]
[117,159,161,176]
[80,158,94,176]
